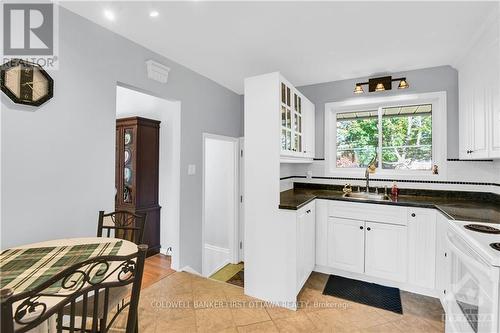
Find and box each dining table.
[0,237,138,332]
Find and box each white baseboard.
[181,266,201,276]
[206,259,230,278]
[204,243,230,254]
[204,243,231,277]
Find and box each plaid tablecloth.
[0,241,123,295]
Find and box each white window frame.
[324,91,447,180]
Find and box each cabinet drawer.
[328,201,407,226]
[297,201,315,216]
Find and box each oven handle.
[447,230,491,272]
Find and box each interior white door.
[203,134,239,277]
[365,222,407,282]
[327,217,365,274]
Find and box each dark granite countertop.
[279,184,500,224]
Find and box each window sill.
[324,168,447,181]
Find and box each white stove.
[445,220,500,333]
[448,221,500,267]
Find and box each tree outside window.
[336,104,432,170]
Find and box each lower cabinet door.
[365,222,407,282]
[327,217,365,274]
[305,204,316,274]
[408,208,436,290]
[296,209,307,292]
[315,200,328,267]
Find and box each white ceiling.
[61,1,495,94]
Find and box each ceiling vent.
[146,60,170,84]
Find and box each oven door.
[446,230,499,333]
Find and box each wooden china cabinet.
[116,117,161,256]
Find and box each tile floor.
[117,269,445,332]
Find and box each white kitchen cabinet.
[407,208,437,290]
[327,217,365,274]
[315,200,328,267]
[280,76,315,162]
[328,200,407,226]
[245,72,317,309]
[365,221,407,282]
[302,98,315,159]
[458,14,500,160]
[296,202,315,292]
[435,212,449,306]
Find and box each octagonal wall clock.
[1,59,54,107]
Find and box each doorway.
[115,85,181,272]
[202,134,240,278]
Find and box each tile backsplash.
[280,160,500,194]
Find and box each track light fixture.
[354,84,364,94]
[354,76,409,94]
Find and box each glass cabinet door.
[281,83,293,152]
[293,93,303,153]
[123,128,134,204]
[281,82,307,156]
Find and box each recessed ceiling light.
[104,10,115,21]
[149,11,159,18]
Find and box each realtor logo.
[2,2,58,68]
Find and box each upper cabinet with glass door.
[280,77,315,162]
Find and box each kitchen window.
[325,92,447,178]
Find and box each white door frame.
[238,137,245,263]
[202,133,240,277]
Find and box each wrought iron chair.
[97,211,147,245]
[0,245,148,333]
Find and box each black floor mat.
[322,275,403,314]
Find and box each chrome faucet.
[365,168,370,193]
[365,153,377,193]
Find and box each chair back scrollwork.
[0,244,148,333]
[97,211,147,245]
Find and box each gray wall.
[1,7,243,273]
[297,66,459,159]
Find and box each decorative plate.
[124,132,132,145]
[124,149,131,164]
[124,167,131,183]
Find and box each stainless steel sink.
[343,192,391,201]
